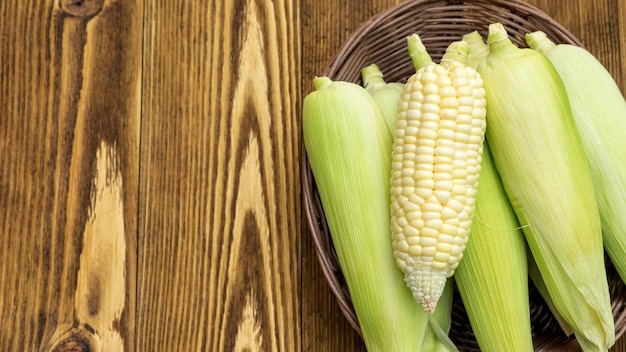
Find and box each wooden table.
[1,0,624,350]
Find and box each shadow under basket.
[301,0,626,350]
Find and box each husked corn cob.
[527,31,626,285]
[361,63,405,133]
[302,76,455,351]
[477,23,614,351]
[391,35,487,314]
[454,142,533,352]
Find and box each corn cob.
[526,31,626,286]
[454,141,533,352]
[477,23,614,351]
[391,35,487,314]
[303,76,455,351]
[361,63,405,134]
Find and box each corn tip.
[404,269,447,317]
[525,31,556,53]
[441,40,470,66]
[462,30,483,43]
[487,23,508,44]
[407,33,433,71]
[313,76,333,91]
[423,301,437,315]
[360,63,385,87]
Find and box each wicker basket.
[302,0,626,350]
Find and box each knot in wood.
[51,335,92,352]
[59,0,104,18]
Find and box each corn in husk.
[361,63,404,134]
[526,31,626,285]
[462,31,489,70]
[463,29,573,340]
[302,76,456,352]
[476,23,614,351]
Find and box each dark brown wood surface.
[0,0,624,351]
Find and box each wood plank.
[0,0,142,351]
[137,0,301,350]
[615,1,626,349]
[619,0,626,95]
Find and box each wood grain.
[0,0,141,351]
[137,0,301,350]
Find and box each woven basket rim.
[302,0,626,350]
[324,0,580,75]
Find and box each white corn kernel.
[391,37,486,314]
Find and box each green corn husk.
[526,31,626,285]
[302,76,457,352]
[526,245,574,336]
[477,23,614,351]
[454,142,533,352]
[360,63,404,134]
[463,30,489,69]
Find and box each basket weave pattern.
[302,0,626,350]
